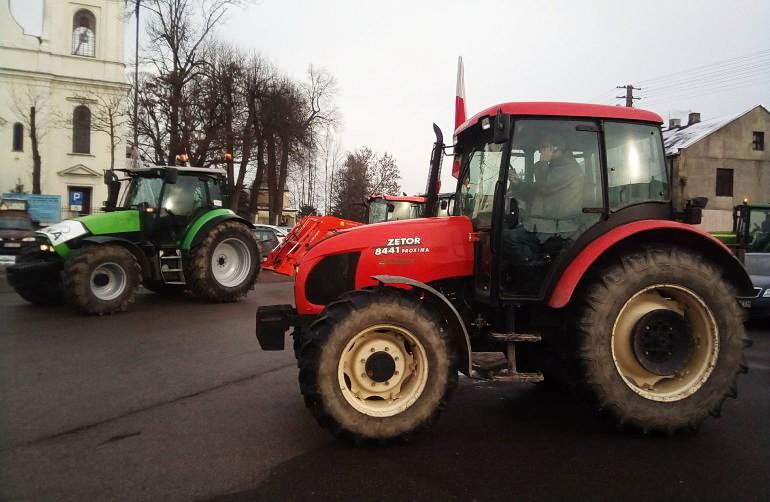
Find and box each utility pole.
[132,0,140,155]
[616,84,641,107]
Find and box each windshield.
[457,138,504,229]
[369,200,388,223]
[123,176,163,208]
[368,200,422,223]
[0,218,33,230]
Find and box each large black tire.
[12,249,62,305]
[184,221,260,302]
[298,288,458,444]
[573,245,749,433]
[62,245,141,315]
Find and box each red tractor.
[256,101,752,443]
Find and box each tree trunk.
[247,134,266,221]
[30,106,41,194]
[266,135,279,224]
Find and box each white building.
[0,0,129,219]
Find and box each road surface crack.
[1,362,295,452]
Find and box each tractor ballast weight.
[7,165,261,314]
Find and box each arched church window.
[72,10,96,57]
[73,105,91,154]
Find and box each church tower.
[0,0,129,221]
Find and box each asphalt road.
[1,273,769,501]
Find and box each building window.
[12,122,24,152]
[72,105,91,154]
[753,131,765,151]
[72,10,96,57]
[716,168,733,197]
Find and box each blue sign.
[70,191,83,206]
[2,193,62,224]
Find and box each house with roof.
[663,105,770,231]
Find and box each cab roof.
[369,194,426,204]
[125,166,227,177]
[455,102,663,135]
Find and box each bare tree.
[318,127,343,214]
[330,147,402,221]
[9,86,48,194]
[133,0,252,165]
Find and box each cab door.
[456,130,507,303]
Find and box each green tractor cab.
[712,203,770,260]
[7,165,260,314]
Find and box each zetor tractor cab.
[367,193,455,224]
[367,194,426,224]
[8,165,260,315]
[256,102,752,443]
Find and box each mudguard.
[373,275,472,376]
[548,220,754,308]
[80,236,153,279]
[181,209,253,250]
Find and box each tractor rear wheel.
[297,288,457,444]
[62,245,141,315]
[574,245,748,433]
[185,221,260,302]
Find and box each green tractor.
[712,202,770,259]
[7,165,260,315]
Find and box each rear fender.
[548,220,754,308]
[373,274,472,376]
[80,236,153,279]
[181,209,253,251]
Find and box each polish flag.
[453,56,466,177]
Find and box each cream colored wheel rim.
[337,324,429,417]
[611,284,719,402]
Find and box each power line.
[641,69,770,100]
[642,59,770,93]
[642,78,770,107]
[633,49,770,86]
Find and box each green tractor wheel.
[62,245,141,315]
[184,221,260,302]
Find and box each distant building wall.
[669,106,770,231]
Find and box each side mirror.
[103,170,118,185]
[387,203,395,213]
[493,109,511,144]
[682,197,709,225]
[440,200,449,210]
[164,167,178,184]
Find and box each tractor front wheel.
[298,288,457,443]
[185,221,260,302]
[62,245,141,315]
[574,245,748,433]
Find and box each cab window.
[605,122,668,209]
[458,140,504,229]
[162,175,207,216]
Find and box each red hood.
[295,216,475,314]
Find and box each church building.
[0,0,129,219]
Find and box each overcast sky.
[9,0,770,195]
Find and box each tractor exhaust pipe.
[423,123,444,218]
